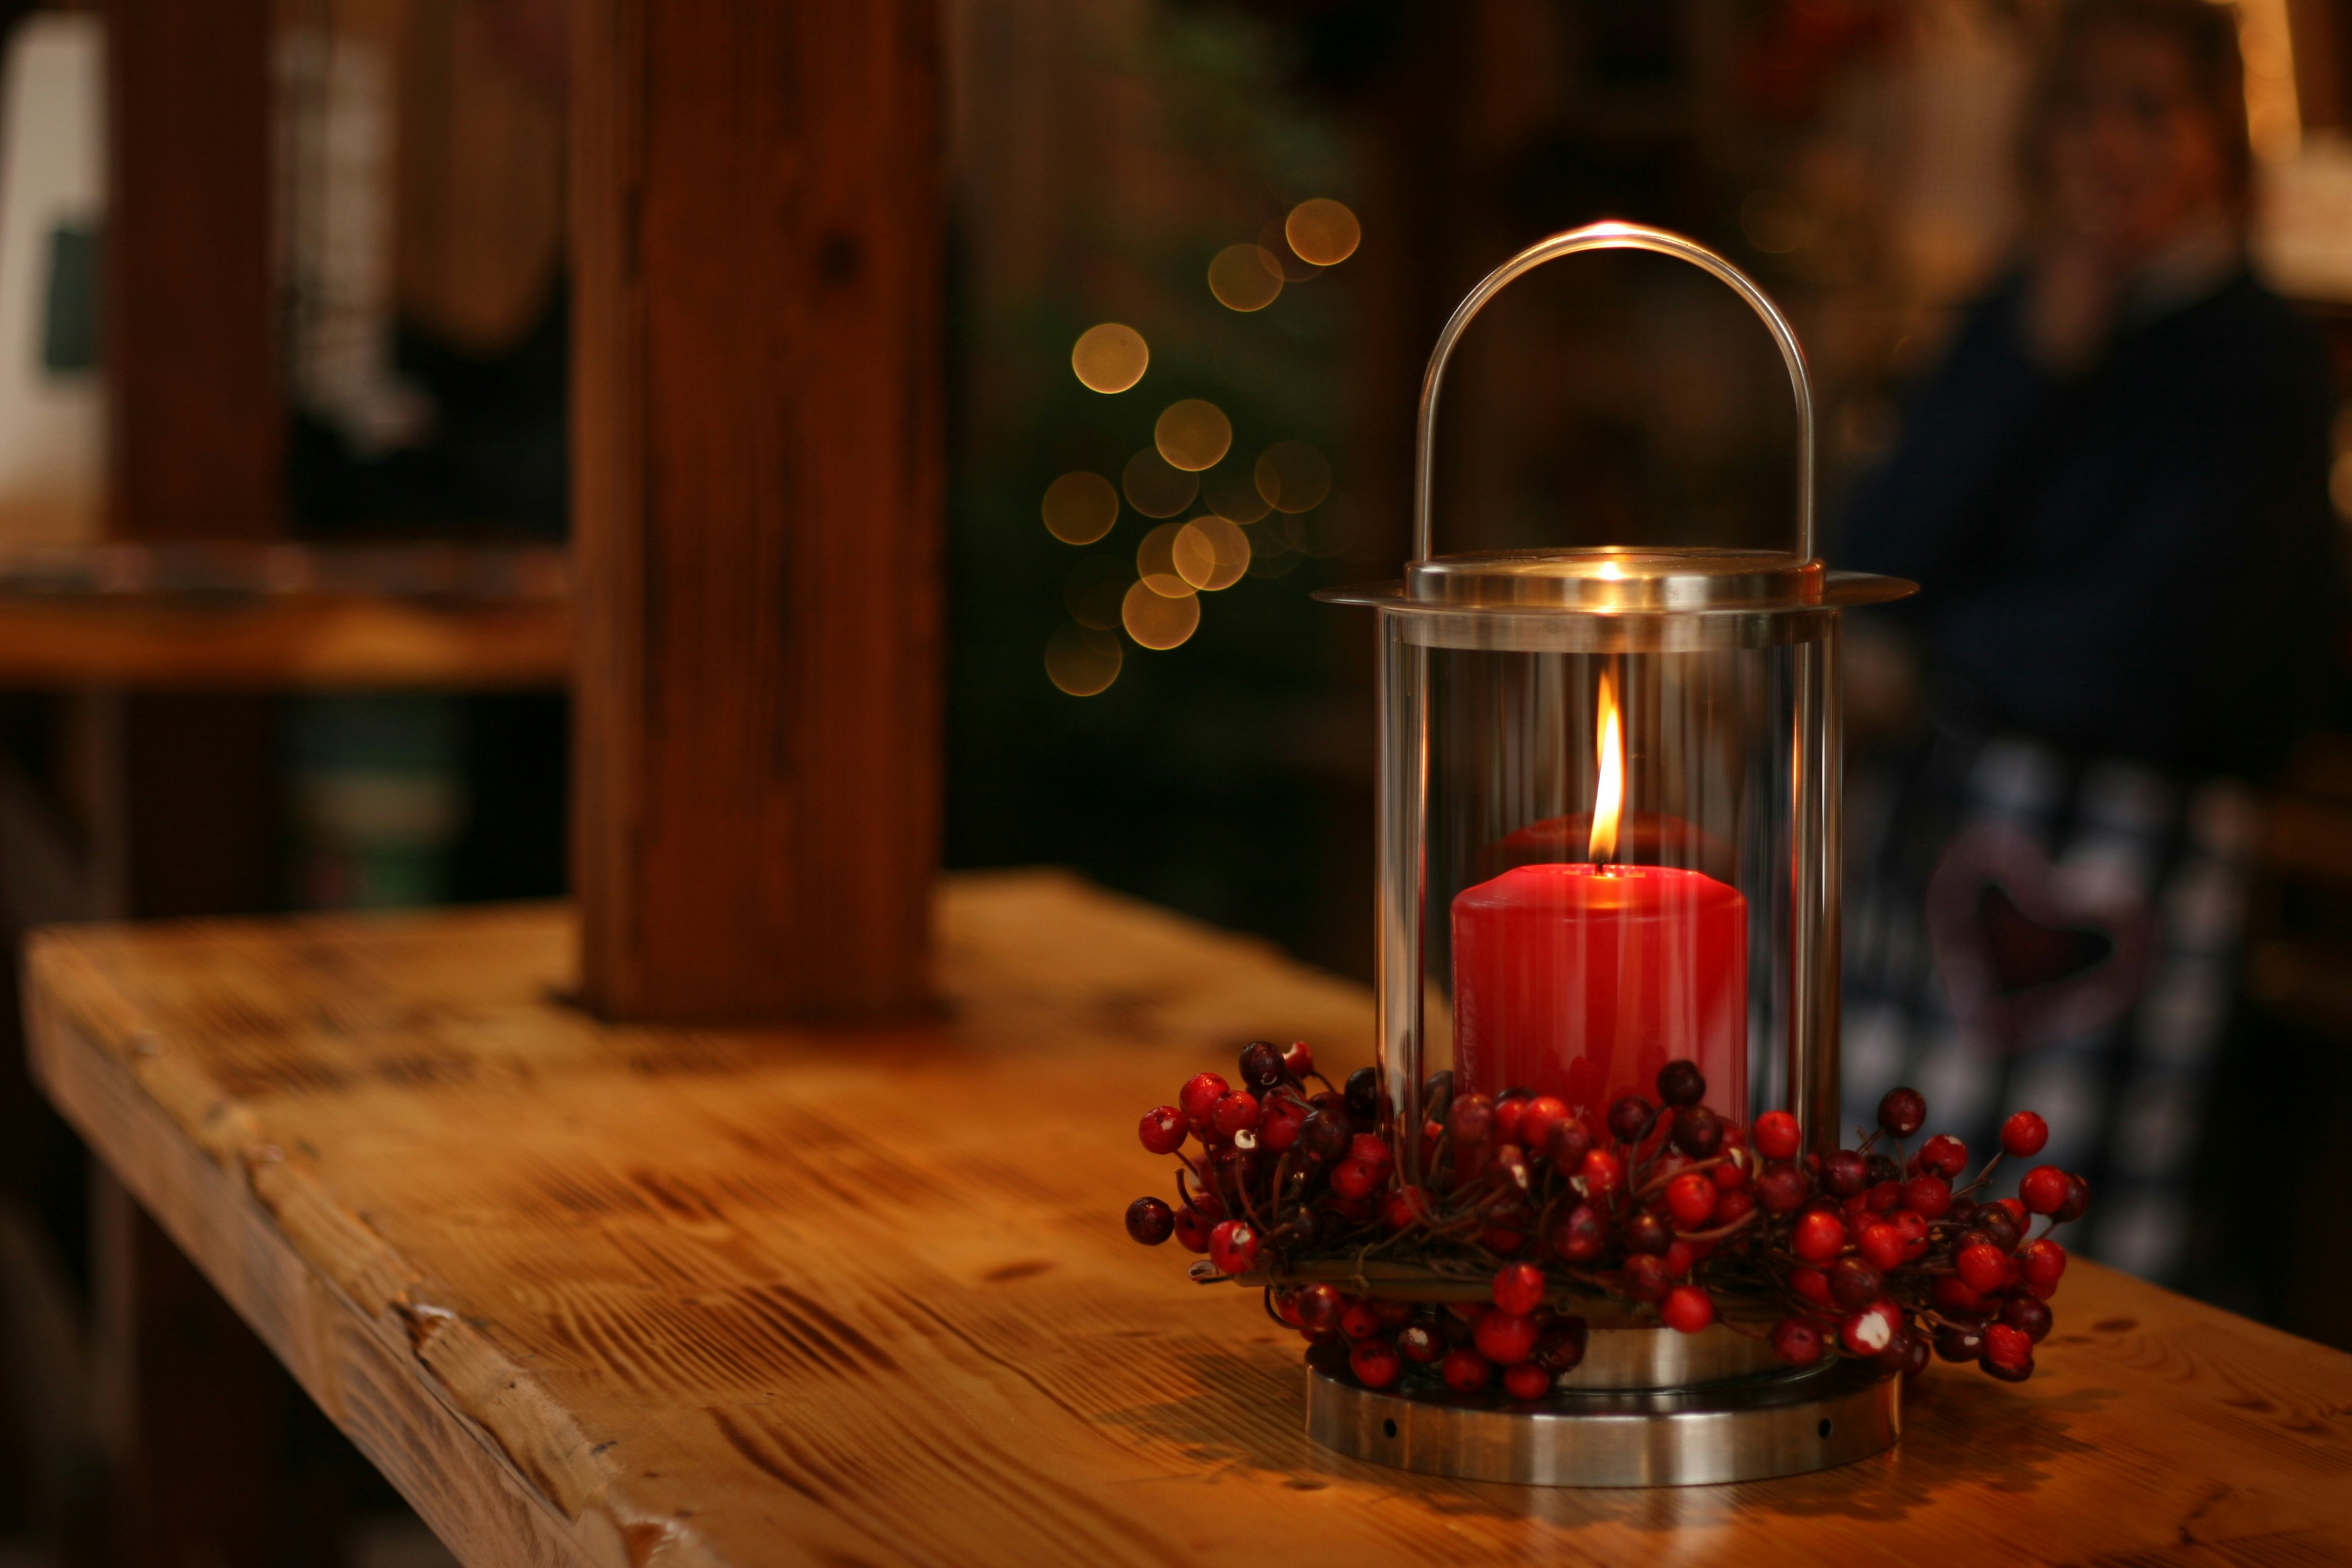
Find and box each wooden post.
[569,3,944,1022]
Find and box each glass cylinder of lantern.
[1322,223,1913,1188]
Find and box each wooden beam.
[569,2,944,1022]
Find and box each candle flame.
[1589,670,1622,864]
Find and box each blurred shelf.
[0,542,571,689]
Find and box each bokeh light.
[1154,399,1234,472]
[1247,525,1302,579]
[1045,624,1123,695]
[1135,522,1194,597]
[1255,440,1332,513]
[1122,579,1202,650]
[1284,199,1360,266]
[1122,448,1200,518]
[1202,465,1271,524]
[1065,555,1132,630]
[1257,219,1324,281]
[1071,323,1149,393]
[1175,516,1251,590]
[1208,244,1283,311]
[1041,470,1120,544]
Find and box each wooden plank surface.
[23,871,2352,1568]
[569,0,944,1022]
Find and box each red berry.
[1491,1095,1529,1146]
[1440,1348,1491,1391]
[1519,1096,1569,1155]
[1373,1298,1415,1330]
[1491,1263,1546,1316]
[1771,1315,1824,1365]
[1661,1240,1698,1279]
[1753,1110,1802,1161]
[1382,1185,1432,1232]
[1957,1242,2010,1294]
[1712,1152,1751,1190]
[1934,1318,1987,1363]
[1828,1257,1885,1311]
[1892,1208,1930,1259]
[1666,1172,1717,1230]
[1990,1198,2029,1238]
[1917,1133,1967,1178]
[1623,1210,1671,1256]
[1545,1117,1595,1169]
[1449,1092,1495,1146]
[1876,1330,1930,1380]
[1608,1094,1654,1144]
[1139,1106,1187,1155]
[1656,1059,1707,1108]
[1125,1197,1175,1244]
[1297,1109,1351,1163]
[1933,1273,1986,1315]
[1999,1294,2054,1343]
[1173,1206,1212,1253]
[1857,1222,1906,1272]
[1710,1187,1756,1228]
[1877,1087,1927,1138]
[1282,1040,1315,1080]
[1790,1265,1833,1308]
[2053,1172,2092,1224]
[1473,1308,1538,1365]
[1621,1254,1670,1302]
[1535,1318,1588,1372]
[1671,1106,1724,1158]
[1900,1174,1951,1219]
[1794,1210,1847,1263]
[1397,1322,1443,1363]
[1822,1149,1869,1198]
[1580,1148,1624,1196]
[1756,1164,1811,1212]
[2019,1164,2069,1216]
[1348,1133,1393,1175]
[1261,1097,1306,1153]
[1212,1091,1261,1137]
[1339,1301,1382,1342]
[2019,1238,2068,1293]
[1295,1283,1344,1332]
[1552,1203,1607,1262]
[1841,1300,1902,1356]
[1981,1322,2034,1373]
[1329,1159,1379,1201]
[1502,1361,1553,1400]
[1180,1072,1230,1121]
[1662,1285,1716,1334]
[2001,1111,2049,1159]
[1349,1338,1402,1388]
[1206,1220,1259,1274]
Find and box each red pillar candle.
[1450,863,1747,1116]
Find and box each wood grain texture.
[26,871,2352,1568]
[569,0,945,1023]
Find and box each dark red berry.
[1382,1185,1432,1232]
[1875,1330,1930,1379]
[1877,1087,1927,1138]
[1656,1059,1706,1108]
[1623,1210,1671,1255]
[1998,1294,2054,1343]
[1138,1106,1186,1155]
[1933,1273,1985,1315]
[1672,1106,1724,1158]
[1493,1095,1530,1145]
[1519,1095,1570,1155]
[1756,1164,1812,1213]
[1502,1361,1553,1400]
[1295,1283,1343,1332]
[1473,1310,1538,1365]
[1753,1110,1802,1161]
[1711,1187,1757,1228]
[1552,1204,1607,1262]
[1621,1254,1670,1303]
[1900,1173,1952,1219]
[1448,1092,1496,1146]
[2053,1173,2092,1224]
[1545,1117,1594,1170]
[1823,1149,1869,1198]
[1934,1318,1988,1363]
[1339,1301,1382,1342]
[1126,1196,1175,1244]
[1608,1094,1654,1144]
[1491,1263,1546,1316]
[1180,1072,1229,1121]
[1349,1338,1402,1388]
[1918,1134,1967,1177]
[1865,1153,1903,1188]
[1397,1322,1444,1363]
[1440,1348,1491,1391]
[1979,1202,2025,1252]
[1237,1040,1285,1091]
[1297,1109,1351,1163]
[2001,1111,2049,1159]
[1535,1318,1588,1372]
[1790,1265,1832,1308]
[1344,1067,1382,1125]
[1828,1257,1885,1311]
[1771,1315,1824,1366]
[1662,1285,1715,1334]
[1329,1159,1379,1201]
[1173,1206,1212,1253]
[1282,1040,1316,1080]
[2019,1238,2068,1292]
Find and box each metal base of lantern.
[1304,1334,1899,1487]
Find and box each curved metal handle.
[1414,221,1816,562]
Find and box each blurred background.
[1,0,2351,1561]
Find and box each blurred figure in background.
[1839,0,2341,1285]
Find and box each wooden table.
[23,872,2352,1567]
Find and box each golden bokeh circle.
[1040,470,1120,544]
[1135,522,1194,598]
[1255,440,1332,513]
[1176,516,1251,591]
[1071,323,1149,393]
[1122,579,1202,650]
[1202,466,1272,524]
[1208,244,1283,312]
[1153,399,1233,473]
[1258,219,1326,281]
[1122,449,1200,518]
[1285,199,1361,266]
[1065,556,1131,630]
[1045,624,1123,695]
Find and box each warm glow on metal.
[1040,471,1120,544]
[1154,399,1233,471]
[1255,440,1332,513]
[1136,522,1195,598]
[1589,670,1623,864]
[1044,624,1123,695]
[1122,579,1201,649]
[1175,516,1251,590]
[1122,449,1200,519]
[1071,324,1149,393]
[1285,198,1361,266]
[1208,244,1283,311]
